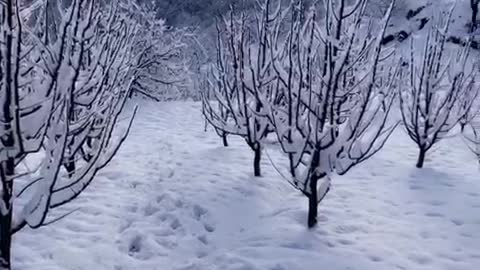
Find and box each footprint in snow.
[451,219,464,226]
[118,220,133,233]
[130,181,141,189]
[468,192,479,198]
[143,203,159,216]
[409,185,424,190]
[128,235,143,255]
[407,253,432,265]
[196,250,209,258]
[334,224,362,234]
[197,235,208,245]
[192,204,208,221]
[337,239,355,246]
[170,218,182,230]
[203,222,216,233]
[126,205,139,213]
[427,200,446,207]
[424,212,444,218]
[100,170,124,180]
[368,254,383,262]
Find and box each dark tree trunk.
[0,211,12,270]
[307,175,318,228]
[81,138,94,162]
[0,159,14,270]
[472,0,479,32]
[416,148,427,168]
[288,153,296,178]
[222,133,229,147]
[472,10,478,32]
[0,1,19,268]
[65,156,75,178]
[253,145,261,177]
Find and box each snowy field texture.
[13,101,480,270]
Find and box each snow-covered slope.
[386,0,474,45]
[13,101,480,270]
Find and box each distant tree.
[399,9,477,168]
[202,4,274,176]
[153,0,246,27]
[128,3,190,101]
[459,81,480,132]
[201,61,231,147]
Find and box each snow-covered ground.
[13,101,480,270]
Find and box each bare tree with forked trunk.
[399,7,477,169]
[0,0,139,268]
[201,2,277,177]
[260,0,399,228]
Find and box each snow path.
[13,101,480,270]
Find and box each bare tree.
[0,1,137,268]
[462,113,480,164]
[202,4,274,176]
[459,80,480,132]
[201,61,231,147]
[128,2,191,101]
[263,0,398,228]
[399,10,477,169]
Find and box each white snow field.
[12,101,480,270]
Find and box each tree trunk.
[472,9,478,32]
[65,149,76,178]
[0,212,12,270]
[0,160,14,270]
[307,175,318,228]
[472,1,479,32]
[253,145,261,177]
[416,148,426,168]
[288,153,296,178]
[222,133,229,147]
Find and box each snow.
[13,101,480,270]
